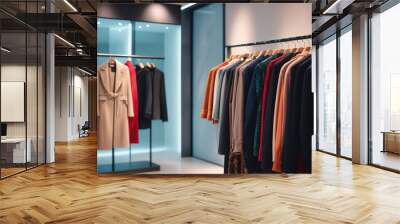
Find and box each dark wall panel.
[98,3,181,25]
[181,10,192,157]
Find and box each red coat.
[125,61,139,144]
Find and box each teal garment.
[252,55,279,157]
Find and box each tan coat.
[97,60,134,149]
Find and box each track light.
[54,34,75,48]
[63,0,78,12]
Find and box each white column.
[352,14,369,164]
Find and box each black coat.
[136,67,168,130]
[136,67,152,129]
[261,53,294,171]
[281,57,311,173]
[218,65,239,155]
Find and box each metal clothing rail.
[97,52,165,60]
[225,35,312,57]
[99,52,162,174]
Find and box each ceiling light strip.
[54,34,75,48]
[181,3,197,11]
[63,0,78,12]
[1,47,11,53]
[78,67,93,76]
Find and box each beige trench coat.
[97,60,134,149]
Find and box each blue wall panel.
[192,4,224,165]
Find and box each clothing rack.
[225,35,312,57]
[223,35,312,174]
[97,52,161,173]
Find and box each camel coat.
[97,60,134,150]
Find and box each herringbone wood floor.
[1,135,400,224]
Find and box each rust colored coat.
[97,60,134,150]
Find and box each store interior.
[96,3,312,174]
[1,0,400,178]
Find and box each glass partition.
[0,1,46,179]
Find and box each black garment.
[243,57,273,173]
[281,57,311,173]
[261,53,294,171]
[299,65,313,173]
[136,67,168,130]
[151,67,168,122]
[136,67,152,129]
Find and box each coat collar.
[99,59,124,97]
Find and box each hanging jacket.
[136,67,152,129]
[125,61,139,144]
[260,53,294,171]
[97,60,134,149]
[151,67,168,121]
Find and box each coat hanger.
[297,40,305,53]
[137,59,145,69]
[108,57,116,66]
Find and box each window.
[339,27,352,158]
[370,3,400,171]
[317,36,337,154]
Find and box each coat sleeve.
[126,69,134,118]
[160,70,168,122]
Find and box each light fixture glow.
[322,0,347,14]
[181,3,197,10]
[1,47,11,53]
[146,24,150,27]
[97,21,100,25]
[54,34,75,48]
[78,67,93,76]
[63,0,78,12]
[138,25,142,29]
[165,26,169,30]
[118,28,122,32]
[118,22,123,26]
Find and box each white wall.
[225,3,312,55]
[55,67,89,141]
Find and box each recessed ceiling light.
[146,24,150,27]
[165,27,169,30]
[138,25,142,29]
[118,22,122,26]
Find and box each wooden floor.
[1,135,400,223]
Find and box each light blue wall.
[192,4,224,165]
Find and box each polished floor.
[0,136,400,223]
[372,150,400,171]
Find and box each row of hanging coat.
[200,44,313,174]
[97,58,168,150]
